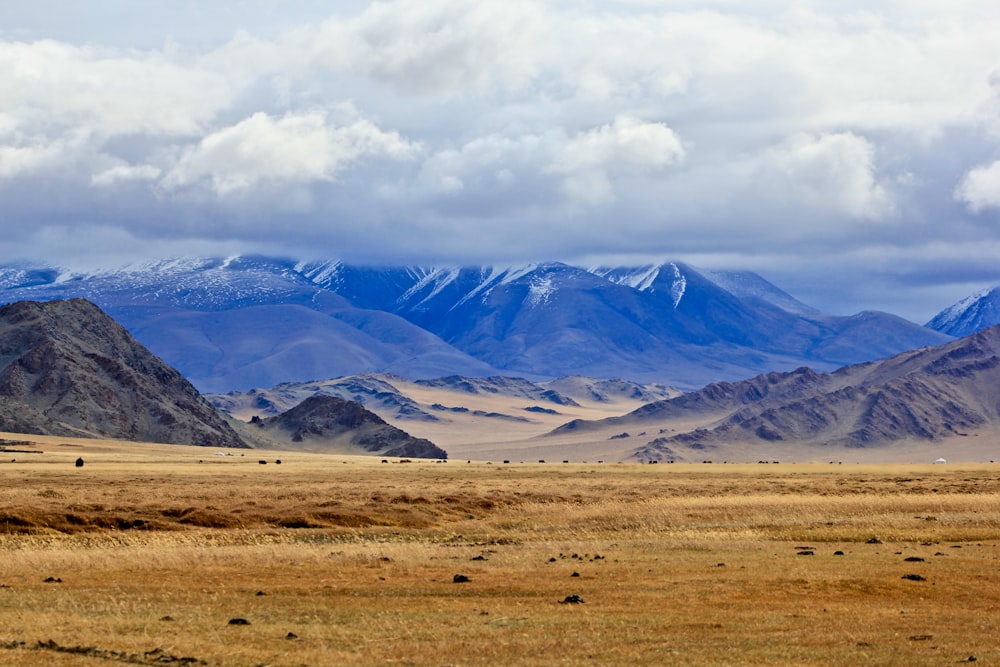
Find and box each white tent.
[934,457,947,464]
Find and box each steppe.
[2,432,1000,666]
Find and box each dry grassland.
[2,434,1000,665]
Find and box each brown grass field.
[2,432,1000,665]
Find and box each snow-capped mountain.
[926,286,1000,337]
[0,256,500,392]
[0,255,951,392]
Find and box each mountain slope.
[927,287,1000,337]
[556,325,1000,461]
[125,304,498,393]
[0,299,247,447]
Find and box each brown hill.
[238,395,447,459]
[553,325,1000,462]
[0,299,247,448]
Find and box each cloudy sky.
[3,1,1000,322]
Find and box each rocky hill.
[552,324,1000,461]
[238,395,446,458]
[0,299,247,447]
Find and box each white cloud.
[161,111,419,196]
[956,161,1000,213]
[418,116,685,210]
[0,39,230,138]
[748,132,893,220]
[341,0,547,95]
[4,1,1000,320]
[0,139,67,179]
[91,164,162,187]
[552,116,686,174]
[550,115,685,205]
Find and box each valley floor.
[1,435,999,665]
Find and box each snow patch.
[587,264,660,292]
[298,259,343,286]
[613,265,660,291]
[453,264,538,308]
[669,263,686,308]
[938,287,992,325]
[498,264,538,286]
[52,269,80,285]
[401,267,461,307]
[526,276,555,307]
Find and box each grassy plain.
[2,433,1000,665]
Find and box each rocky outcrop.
[0,299,247,448]
[254,395,446,459]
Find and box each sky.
[3,1,1000,323]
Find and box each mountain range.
[207,325,1000,463]
[208,374,678,424]
[552,323,1000,462]
[4,295,1000,463]
[0,256,960,393]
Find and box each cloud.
[91,164,162,187]
[4,1,1000,322]
[0,39,229,138]
[746,132,893,220]
[550,115,686,205]
[418,115,685,211]
[341,0,547,95]
[161,111,419,196]
[956,161,1000,213]
[0,137,77,179]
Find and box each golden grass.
[1,436,999,665]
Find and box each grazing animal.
[74,457,84,468]
[258,460,267,465]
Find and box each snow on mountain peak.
[450,264,537,308]
[926,285,1000,336]
[498,264,538,286]
[621,265,660,291]
[526,275,555,307]
[669,263,686,308]
[297,259,343,286]
[401,267,462,307]
[589,264,660,292]
[939,287,992,320]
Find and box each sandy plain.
[2,431,1000,665]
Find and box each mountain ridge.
[1,255,952,393]
[550,324,1000,461]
